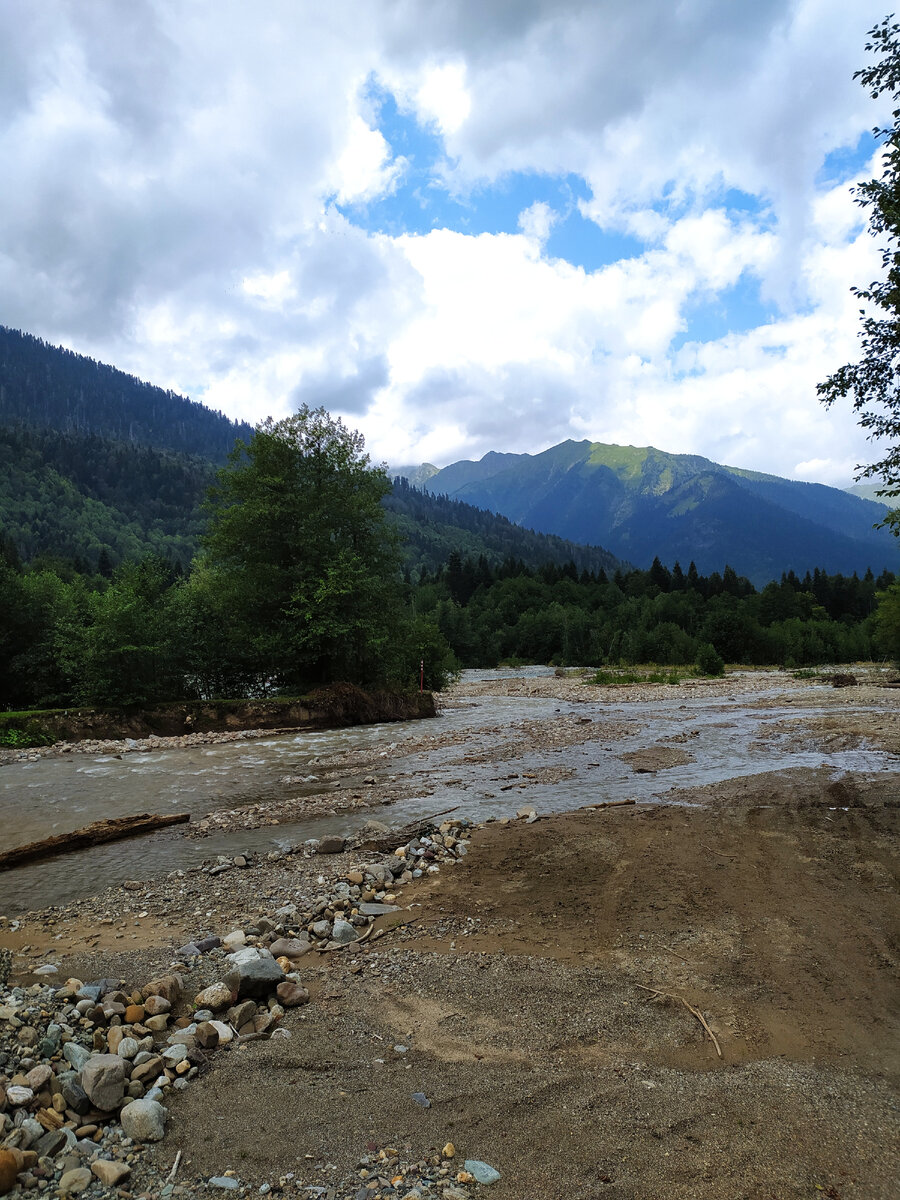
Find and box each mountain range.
[0,326,619,576]
[393,441,898,586]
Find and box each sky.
[0,0,894,485]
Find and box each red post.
[420,659,424,693]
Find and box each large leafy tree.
[203,407,403,689]
[819,15,900,513]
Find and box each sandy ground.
[1,670,898,1198]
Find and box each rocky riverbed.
[1,669,898,1198]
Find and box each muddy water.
[1,670,898,914]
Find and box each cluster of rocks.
[0,818,476,1196]
[0,938,317,1196]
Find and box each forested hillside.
[0,326,252,460]
[385,477,620,576]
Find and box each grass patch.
[586,667,684,687]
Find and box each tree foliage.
[819,15,900,505]
[202,408,405,689]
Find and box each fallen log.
[588,798,636,810]
[0,812,190,870]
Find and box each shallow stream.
[1,669,897,913]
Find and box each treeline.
[415,552,894,668]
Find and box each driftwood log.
[0,812,190,870]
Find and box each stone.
[442,1143,456,1159]
[222,930,246,949]
[268,937,311,960]
[34,1128,68,1157]
[464,1160,501,1185]
[116,1037,140,1059]
[5,1086,33,1107]
[119,1098,167,1142]
[24,1066,52,1091]
[58,1167,93,1194]
[208,1021,233,1043]
[194,935,222,953]
[60,1077,91,1116]
[317,835,345,854]
[91,1160,131,1186]
[145,1014,170,1032]
[209,1178,240,1190]
[225,1001,257,1028]
[142,995,171,1016]
[124,1004,145,1023]
[0,1150,21,1196]
[331,918,358,945]
[162,1045,188,1066]
[194,982,233,1011]
[411,1092,431,1108]
[275,982,309,1007]
[195,1021,220,1050]
[141,974,183,1004]
[224,956,285,1000]
[130,1056,164,1086]
[106,1027,125,1054]
[81,1055,126,1111]
[358,902,401,916]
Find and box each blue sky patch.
[672,272,777,354]
[336,80,644,270]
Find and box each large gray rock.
[268,937,311,960]
[80,1055,126,1111]
[119,1098,167,1142]
[224,955,285,999]
[331,918,359,945]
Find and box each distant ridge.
[413,440,899,586]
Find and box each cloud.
[0,0,891,494]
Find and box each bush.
[695,643,725,676]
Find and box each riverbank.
[0,685,436,766]
[0,669,898,1198]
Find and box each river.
[1,668,897,914]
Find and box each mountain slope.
[0,325,253,460]
[422,441,899,584]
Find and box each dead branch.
[636,984,723,1057]
[0,812,190,870]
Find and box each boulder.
[194,982,233,1011]
[119,1098,167,1142]
[80,1055,126,1112]
[224,955,284,1000]
[91,1161,131,1186]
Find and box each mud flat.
[0,669,898,1198]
